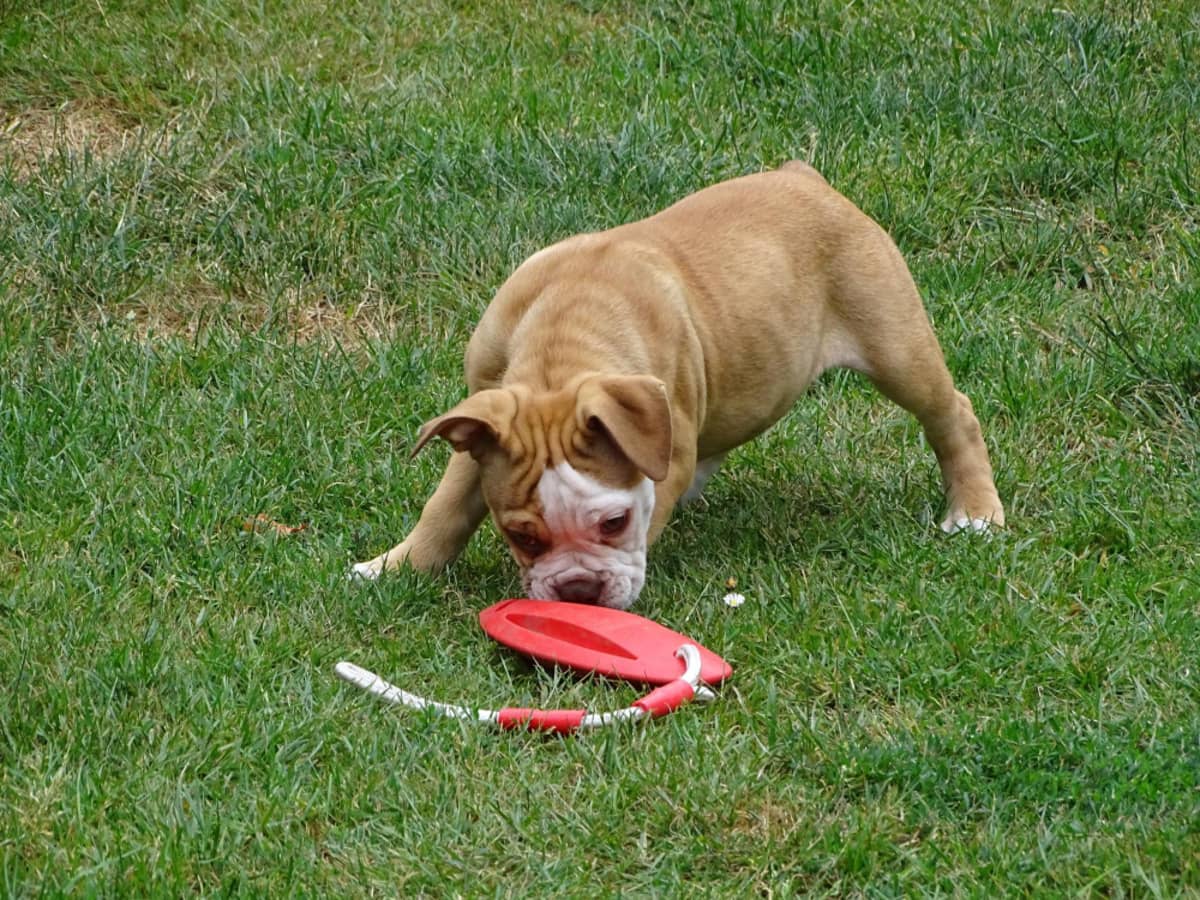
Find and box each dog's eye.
[507,530,546,557]
[600,512,629,537]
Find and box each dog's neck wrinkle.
[502,279,646,390]
[505,355,628,394]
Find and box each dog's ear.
[412,389,514,458]
[577,375,672,482]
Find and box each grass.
[2,0,1198,894]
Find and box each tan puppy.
[353,162,1004,608]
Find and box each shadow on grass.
[650,453,937,583]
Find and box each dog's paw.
[940,514,998,535]
[348,560,382,581]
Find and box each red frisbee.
[479,599,732,686]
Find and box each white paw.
[940,515,994,535]
[348,561,382,581]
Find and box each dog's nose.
[555,577,603,604]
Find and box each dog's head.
[413,374,670,609]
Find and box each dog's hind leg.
[831,238,1005,533]
[867,350,1006,533]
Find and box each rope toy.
[335,599,731,734]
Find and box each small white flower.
[723,592,746,608]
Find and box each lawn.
[2,0,1198,894]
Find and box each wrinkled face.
[485,460,655,610]
[417,375,672,610]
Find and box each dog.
[352,162,1004,608]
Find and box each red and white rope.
[335,644,714,733]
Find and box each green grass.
[2,0,1199,894]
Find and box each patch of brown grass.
[3,99,406,347]
[1,100,138,178]
[108,280,401,347]
[286,287,398,345]
[9,256,406,347]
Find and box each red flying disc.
[479,599,732,686]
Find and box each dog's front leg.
[352,451,487,579]
[646,438,699,546]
